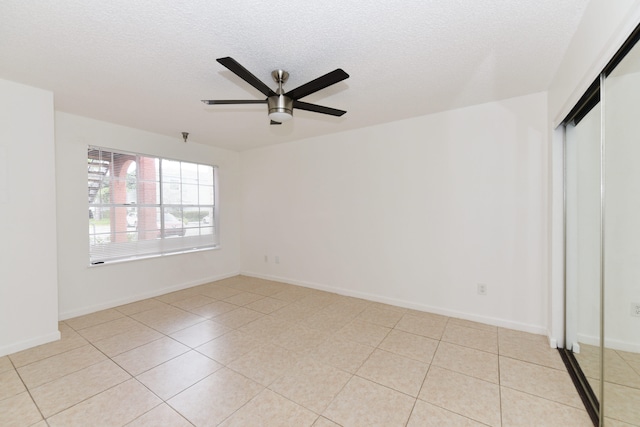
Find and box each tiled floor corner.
[1,275,596,426]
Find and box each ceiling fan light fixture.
[202,57,349,124]
[268,95,293,122]
[268,110,292,122]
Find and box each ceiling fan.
[202,57,349,125]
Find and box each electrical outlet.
[631,303,640,317]
[477,284,487,296]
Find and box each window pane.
[138,156,160,204]
[162,159,181,181]
[137,156,159,181]
[181,162,198,185]
[162,209,185,238]
[163,181,182,204]
[198,165,214,186]
[181,183,198,205]
[110,177,128,204]
[199,185,214,205]
[136,207,161,236]
[137,185,160,204]
[183,207,200,228]
[89,173,112,206]
[89,206,110,224]
[88,150,110,204]
[89,206,112,244]
[200,208,213,224]
[115,206,130,232]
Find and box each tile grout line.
[7,352,48,425]
[498,339,504,427]
[39,328,138,422]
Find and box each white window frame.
[88,146,219,265]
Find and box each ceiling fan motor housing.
[268,94,293,117]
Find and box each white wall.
[55,113,241,319]
[0,79,59,356]
[241,92,549,333]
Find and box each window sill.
[88,245,220,267]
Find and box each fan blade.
[217,57,276,97]
[285,69,349,100]
[202,100,267,105]
[270,120,282,125]
[293,100,346,117]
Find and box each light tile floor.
[1,275,593,426]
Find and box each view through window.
[88,146,218,264]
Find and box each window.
[88,146,219,264]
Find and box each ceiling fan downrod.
[268,69,293,122]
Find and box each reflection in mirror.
[565,102,602,406]
[603,38,640,426]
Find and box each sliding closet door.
[602,40,640,426]
[565,102,602,407]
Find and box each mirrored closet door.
[565,97,602,410]
[563,24,640,427]
[601,38,640,426]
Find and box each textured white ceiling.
[0,1,588,151]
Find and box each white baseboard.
[0,330,61,358]
[241,271,548,336]
[576,333,600,348]
[58,271,240,320]
[573,342,581,354]
[577,332,640,353]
